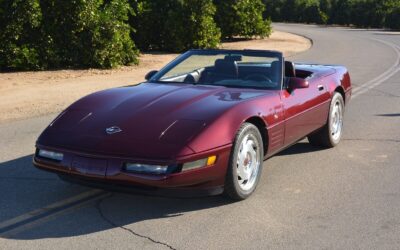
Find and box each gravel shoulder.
[0,31,311,123]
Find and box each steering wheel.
[244,74,273,84]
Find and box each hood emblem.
[106,126,122,135]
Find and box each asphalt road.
[1,24,399,249]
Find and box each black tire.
[224,123,264,200]
[308,92,345,148]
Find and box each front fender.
[186,93,281,153]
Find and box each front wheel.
[308,92,345,148]
[224,123,263,200]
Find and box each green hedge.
[386,7,400,30]
[1,0,398,71]
[0,0,273,70]
[40,0,138,69]
[215,0,272,39]
[130,0,179,51]
[263,0,400,29]
[131,0,221,52]
[165,0,221,52]
[0,0,43,70]
[0,0,138,70]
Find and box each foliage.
[130,0,179,51]
[263,0,327,24]
[0,0,138,70]
[215,0,272,39]
[263,0,400,29]
[297,0,328,24]
[0,0,43,70]
[132,0,220,52]
[165,0,221,52]
[386,6,400,30]
[40,0,138,68]
[1,0,365,70]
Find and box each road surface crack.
[95,194,177,250]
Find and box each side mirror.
[288,77,309,90]
[145,70,158,81]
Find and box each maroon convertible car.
[34,49,351,200]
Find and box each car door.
[281,78,330,146]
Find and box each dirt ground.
[0,31,311,123]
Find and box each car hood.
[38,83,271,158]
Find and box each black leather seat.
[270,61,281,83]
[215,59,238,77]
[204,59,238,83]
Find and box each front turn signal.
[182,155,217,172]
[206,155,217,166]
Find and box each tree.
[297,0,327,24]
[40,0,138,68]
[263,0,285,22]
[329,0,353,25]
[320,0,332,15]
[130,0,180,51]
[132,0,221,52]
[264,0,400,30]
[91,0,139,68]
[215,0,272,39]
[280,0,297,22]
[0,0,43,70]
[165,0,221,51]
[385,5,400,30]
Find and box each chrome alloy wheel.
[236,134,261,191]
[331,99,343,141]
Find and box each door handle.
[317,85,324,91]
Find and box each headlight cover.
[124,163,169,175]
[124,155,217,175]
[38,149,64,161]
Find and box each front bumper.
[33,145,231,196]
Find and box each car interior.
[160,55,313,89]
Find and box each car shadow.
[1,141,326,240]
[376,113,400,117]
[276,141,325,156]
[0,155,232,240]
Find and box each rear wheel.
[308,92,345,147]
[224,123,263,200]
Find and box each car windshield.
[150,50,283,90]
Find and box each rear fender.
[325,66,352,103]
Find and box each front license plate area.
[71,156,107,177]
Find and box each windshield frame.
[148,49,284,90]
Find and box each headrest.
[285,61,296,77]
[214,59,238,78]
[270,61,281,82]
[271,61,280,72]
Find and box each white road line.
[1,192,111,238]
[352,38,400,99]
[0,189,106,235]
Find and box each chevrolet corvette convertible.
[33,49,351,200]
